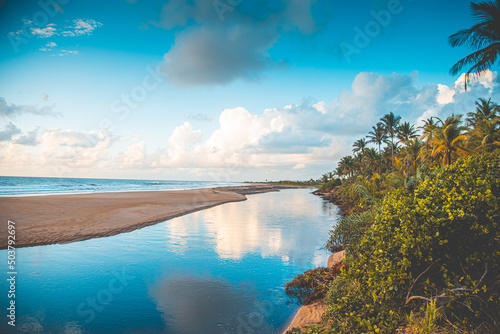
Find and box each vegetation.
[245,180,321,187]
[288,95,500,333]
[285,3,500,332]
[449,0,500,89]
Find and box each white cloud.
[2,71,500,180]
[0,123,21,142]
[313,101,327,114]
[30,24,57,38]
[39,42,57,52]
[58,50,78,56]
[61,19,103,37]
[436,84,455,105]
[0,97,58,118]
[8,19,102,47]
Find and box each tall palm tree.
[449,0,500,89]
[431,115,471,166]
[468,117,500,151]
[396,122,418,144]
[467,97,499,125]
[400,138,424,176]
[367,123,387,154]
[367,123,387,175]
[380,112,402,171]
[363,148,379,175]
[352,138,367,155]
[420,117,438,147]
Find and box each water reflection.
[165,190,339,266]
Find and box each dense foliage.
[326,152,500,333]
[292,95,500,333]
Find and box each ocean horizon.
[0,176,243,196]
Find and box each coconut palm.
[449,0,500,89]
[380,112,402,171]
[396,122,418,144]
[420,117,438,147]
[431,115,472,166]
[467,97,499,125]
[352,138,368,155]
[363,148,379,175]
[367,123,388,174]
[367,123,387,154]
[468,117,500,151]
[399,138,424,176]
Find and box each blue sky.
[0,0,498,181]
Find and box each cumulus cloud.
[2,71,499,180]
[0,123,21,142]
[159,25,278,87]
[13,128,40,146]
[154,0,322,87]
[0,97,58,118]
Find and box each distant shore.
[0,185,279,249]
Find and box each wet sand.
[0,185,277,249]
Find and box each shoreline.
[0,185,278,250]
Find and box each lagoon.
[0,189,338,334]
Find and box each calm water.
[0,176,242,196]
[0,189,339,334]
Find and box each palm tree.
[396,122,418,144]
[467,97,499,125]
[352,138,367,155]
[468,117,500,152]
[367,123,387,175]
[338,156,355,181]
[363,148,379,175]
[420,117,438,147]
[400,138,424,176]
[367,123,387,154]
[449,0,500,89]
[431,115,471,166]
[380,112,402,171]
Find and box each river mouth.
[0,188,339,334]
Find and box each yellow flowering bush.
[325,152,500,333]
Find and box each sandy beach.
[0,185,277,249]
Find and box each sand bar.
[0,185,278,249]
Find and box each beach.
[0,185,277,249]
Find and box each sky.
[0,0,499,182]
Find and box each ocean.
[0,176,242,196]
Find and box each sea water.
[0,176,242,196]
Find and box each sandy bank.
[0,185,276,249]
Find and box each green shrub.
[326,152,500,333]
[325,209,376,253]
[318,178,342,192]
